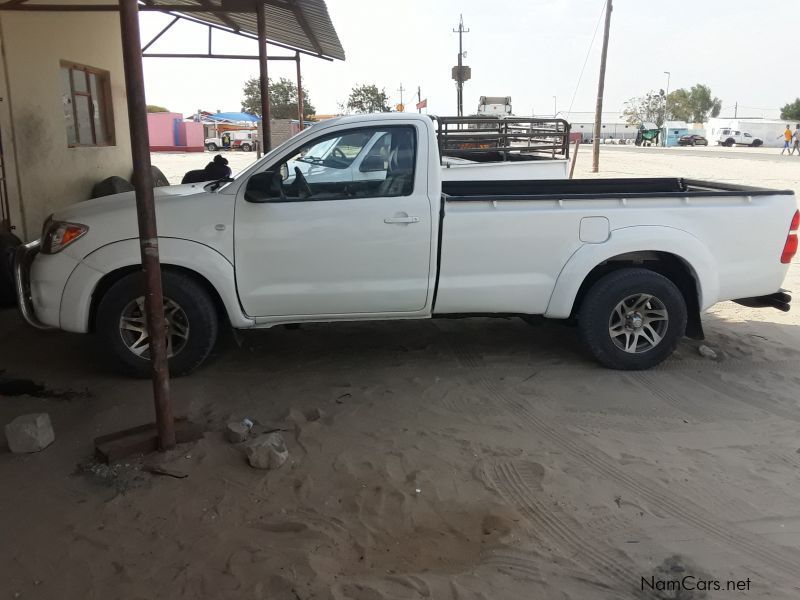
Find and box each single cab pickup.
[15,113,799,376]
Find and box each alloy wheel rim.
[118,296,190,359]
[608,293,669,354]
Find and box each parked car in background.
[678,134,708,147]
[205,130,256,152]
[716,129,763,147]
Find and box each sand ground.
[1,146,800,599]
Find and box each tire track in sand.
[479,459,641,589]
[483,378,800,578]
[437,334,800,579]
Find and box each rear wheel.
[578,268,687,370]
[96,271,218,377]
[206,143,218,152]
[725,138,735,147]
[751,139,763,147]
[240,143,252,152]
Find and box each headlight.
[41,218,89,254]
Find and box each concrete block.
[5,413,55,453]
[244,433,288,470]
[226,421,251,444]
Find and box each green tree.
[667,84,721,123]
[780,98,800,120]
[241,76,315,119]
[344,84,391,114]
[146,104,169,113]
[622,90,666,127]
[666,89,692,122]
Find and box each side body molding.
[59,237,255,333]
[545,225,719,319]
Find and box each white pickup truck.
[716,128,764,147]
[14,113,798,376]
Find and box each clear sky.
[140,0,796,120]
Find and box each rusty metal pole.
[119,0,175,450]
[257,2,271,152]
[295,51,304,126]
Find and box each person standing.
[791,124,800,155]
[781,125,793,155]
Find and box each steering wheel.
[331,147,347,160]
[294,166,313,199]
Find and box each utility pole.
[734,101,738,118]
[662,71,670,147]
[452,14,470,117]
[592,0,613,173]
[417,86,422,113]
[553,95,557,117]
[397,83,405,109]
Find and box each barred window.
[60,61,115,147]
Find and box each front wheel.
[96,271,219,377]
[578,268,687,370]
[206,143,218,152]
[240,143,252,152]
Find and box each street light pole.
[553,95,557,117]
[663,70,670,147]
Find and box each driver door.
[234,124,432,318]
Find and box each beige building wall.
[0,8,132,240]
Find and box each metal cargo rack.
[432,116,571,161]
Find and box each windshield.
[296,131,374,168]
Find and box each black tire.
[128,166,170,188]
[725,138,735,147]
[240,143,252,152]
[206,143,218,152]
[91,176,135,199]
[577,268,687,370]
[752,139,763,147]
[96,271,219,377]
[0,231,22,307]
[151,165,170,187]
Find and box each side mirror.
[360,155,386,172]
[244,170,281,203]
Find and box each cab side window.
[247,126,416,203]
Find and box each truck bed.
[434,177,796,318]
[441,177,794,200]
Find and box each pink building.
[147,111,204,152]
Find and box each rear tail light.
[781,209,799,264]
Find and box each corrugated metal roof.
[149,0,345,60]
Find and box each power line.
[566,0,606,119]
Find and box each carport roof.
[0,0,345,61]
[145,0,345,60]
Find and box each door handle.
[384,216,420,224]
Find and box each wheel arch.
[545,226,719,339]
[87,263,227,333]
[59,238,255,333]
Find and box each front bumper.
[13,240,54,330]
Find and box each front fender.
[544,225,719,319]
[59,237,254,332]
